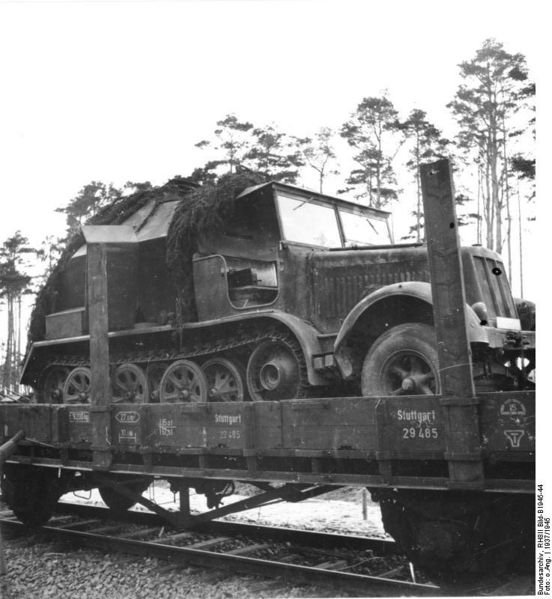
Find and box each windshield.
[340,210,391,246]
[276,193,342,248]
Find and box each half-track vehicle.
[21,175,535,404]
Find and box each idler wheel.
[63,366,92,404]
[111,363,149,403]
[202,357,247,402]
[246,339,306,401]
[158,359,208,403]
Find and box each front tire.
[361,323,439,396]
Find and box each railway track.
[0,501,441,597]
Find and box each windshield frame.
[338,204,392,247]
[273,188,391,249]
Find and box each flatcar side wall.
[0,392,534,492]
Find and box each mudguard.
[334,281,489,355]
[21,310,328,388]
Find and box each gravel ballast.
[0,487,385,598]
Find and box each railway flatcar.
[0,159,535,581]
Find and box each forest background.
[0,0,542,393]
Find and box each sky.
[0,1,545,316]
[0,0,543,244]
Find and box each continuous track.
[0,501,441,597]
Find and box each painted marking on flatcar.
[69,411,90,423]
[504,429,525,448]
[396,409,436,424]
[500,398,527,418]
[118,428,138,443]
[115,411,140,424]
[214,414,241,425]
[158,418,176,437]
[219,429,241,440]
[402,427,439,440]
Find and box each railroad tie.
[184,536,231,551]
[86,524,125,536]
[313,559,348,571]
[57,519,100,530]
[225,543,272,556]
[118,527,163,540]
[151,530,195,544]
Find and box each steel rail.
[53,501,398,554]
[0,510,440,596]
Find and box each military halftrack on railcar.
[21,174,535,406]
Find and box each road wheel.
[202,357,247,401]
[111,363,149,403]
[361,323,439,396]
[159,360,208,402]
[63,366,92,403]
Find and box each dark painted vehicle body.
[22,180,534,397]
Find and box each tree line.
[0,38,535,394]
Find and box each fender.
[179,310,326,386]
[335,281,489,358]
[22,309,327,388]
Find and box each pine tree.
[195,114,254,177]
[340,95,402,209]
[295,127,339,193]
[0,232,35,395]
[243,124,304,183]
[56,182,123,239]
[401,109,449,241]
[448,39,533,258]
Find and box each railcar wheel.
[146,362,167,402]
[246,338,307,401]
[361,323,439,396]
[98,478,151,513]
[202,358,246,401]
[63,366,92,403]
[111,363,149,403]
[40,366,70,403]
[374,489,534,582]
[1,465,63,526]
[159,360,208,402]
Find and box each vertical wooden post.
[420,159,484,487]
[87,242,112,469]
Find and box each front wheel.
[361,323,439,396]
